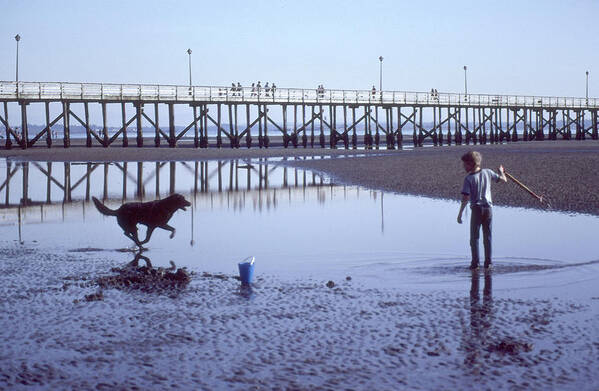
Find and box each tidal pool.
[1,157,598,297]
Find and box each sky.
[1,0,598,125]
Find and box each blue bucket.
[238,256,255,285]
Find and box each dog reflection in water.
[92,194,191,247]
[128,251,177,271]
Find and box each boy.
[457,151,507,270]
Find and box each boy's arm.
[457,194,469,224]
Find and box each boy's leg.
[469,206,482,269]
[481,206,493,268]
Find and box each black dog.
[92,194,191,247]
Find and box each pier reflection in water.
[0,157,372,262]
[1,157,599,294]
[0,157,327,207]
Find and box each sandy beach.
[1,140,599,390]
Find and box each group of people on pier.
[250,82,277,97]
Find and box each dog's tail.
[92,197,117,216]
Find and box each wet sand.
[1,245,597,390]
[2,140,599,389]
[285,141,599,216]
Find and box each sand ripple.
[0,245,597,390]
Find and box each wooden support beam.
[302,104,307,148]
[245,104,252,147]
[351,106,357,148]
[310,105,315,147]
[27,110,64,147]
[193,105,199,148]
[63,102,71,148]
[203,104,209,147]
[45,102,52,148]
[136,103,143,147]
[293,104,298,148]
[593,110,598,140]
[319,105,325,148]
[258,105,263,148]
[282,104,288,147]
[101,102,108,147]
[396,107,403,148]
[3,102,12,149]
[205,113,232,140]
[141,111,169,141]
[234,104,238,148]
[121,102,129,147]
[84,102,91,147]
[228,104,234,148]
[216,104,222,148]
[104,112,137,146]
[154,103,160,147]
[374,106,380,148]
[169,103,176,147]
[20,102,29,149]
[343,105,348,149]
[263,105,269,147]
[418,107,423,147]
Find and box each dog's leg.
[132,229,144,247]
[140,227,156,245]
[124,228,144,247]
[160,224,176,239]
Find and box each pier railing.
[1,81,597,109]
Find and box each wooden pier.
[1,81,598,150]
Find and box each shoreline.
[3,140,599,216]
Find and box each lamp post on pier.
[463,65,468,96]
[187,48,193,87]
[15,34,21,95]
[379,56,383,92]
[586,70,589,103]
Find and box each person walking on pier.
[317,85,325,98]
[457,151,507,270]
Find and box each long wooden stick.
[504,171,544,203]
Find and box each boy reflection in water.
[463,271,493,372]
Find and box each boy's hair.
[461,151,482,167]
